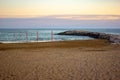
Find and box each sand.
[0,39,120,80]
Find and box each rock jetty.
[58,30,120,44]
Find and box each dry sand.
[0,39,120,80]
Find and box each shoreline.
[0,39,111,51]
[0,38,94,44]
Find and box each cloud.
[0,15,120,29]
[43,15,120,20]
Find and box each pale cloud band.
[45,15,120,20]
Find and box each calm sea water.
[0,28,120,43]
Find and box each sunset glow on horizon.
[0,0,120,18]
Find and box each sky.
[0,0,120,18]
[0,0,120,28]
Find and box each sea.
[0,28,120,43]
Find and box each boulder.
[109,35,120,44]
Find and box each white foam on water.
[0,40,62,44]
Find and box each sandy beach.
[0,39,120,80]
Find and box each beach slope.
[0,39,120,80]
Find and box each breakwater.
[58,30,120,44]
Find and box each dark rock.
[99,33,111,39]
[109,35,120,43]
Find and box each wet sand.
[0,39,120,80]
